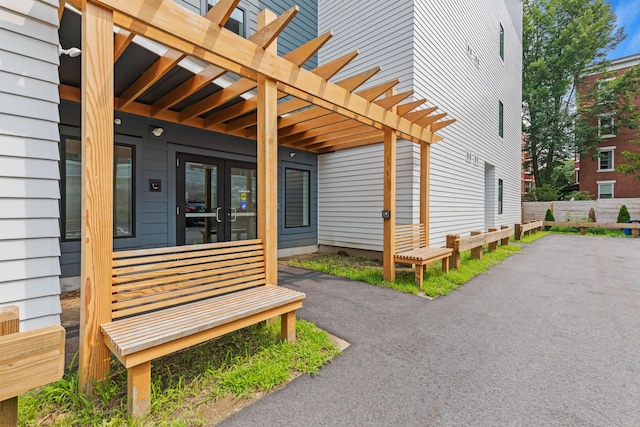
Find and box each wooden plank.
[430,118,457,132]
[488,228,498,251]
[113,238,262,259]
[0,306,19,427]
[383,125,396,282]
[501,225,511,245]
[257,9,278,285]
[111,301,303,369]
[0,325,65,402]
[204,0,240,26]
[79,1,114,395]
[95,0,442,143]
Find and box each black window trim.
[284,166,311,229]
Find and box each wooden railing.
[543,221,640,238]
[514,220,544,240]
[446,225,513,269]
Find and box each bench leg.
[281,311,296,343]
[414,264,424,290]
[441,257,449,274]
[128,361,151,418]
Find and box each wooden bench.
[394,224,453,289]
[100,239,305,418]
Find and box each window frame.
[598,114,615,138]
[597,146,615,172]
[498,178,503,215]
[499,22,504,61]
[498,100,504,138]
[60,135,137,242]
[284,167,311,229]
[206,0,245,37]
[597,181,615,199]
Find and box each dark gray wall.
[58,101,317,277]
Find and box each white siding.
[318,0,522,249]
[0,0,62,330]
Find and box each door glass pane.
[285,168,310,227]
[114,145,133,237]
[64,138,82,240]
[230,166,256,241]
[185,162,218,244]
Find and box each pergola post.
[420,142,430,246]
[383,126,397,282]
[79,1,114,395]
[257,9,278,285]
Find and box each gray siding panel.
[318,0,522,250]
[0,0,61,330]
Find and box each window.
[207,0,245,37]
[597,78,615,104]
[499,23,504,61]
[498,179,503,214]
[597,147,615,171]
[285,168,310,228]
[575,169,579,184]
[598,114,615,138]
[524,181,532,192]
[61,137,135,240]
[498,101,504,138]
[597,181,614,199]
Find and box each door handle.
[215,207,222,223]
[229,207,237,222]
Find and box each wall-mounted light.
[59,46,82,57]
[114,118,122,125]
[289,152,296,158]
[150,127,164,137]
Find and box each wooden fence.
[543,221,640,237]
[523,199,640,223]
[446,225,513,269]
[514,220,544,240]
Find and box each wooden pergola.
[61,0,454,393]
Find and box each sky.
[607,0,640,59]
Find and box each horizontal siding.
[317,0,522,249]
[0,0,61,330]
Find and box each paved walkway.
[220,235,640,426]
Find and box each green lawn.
[19,320,340,426]
[287,244,522,297]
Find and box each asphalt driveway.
[220,235,640,426]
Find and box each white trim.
[596,180,615,199]
[596,146,615,172]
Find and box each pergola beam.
[93,0,439,143]
[114,29,134,61]
[151,6,299,116]
[205,50,359,128]
[179,31,333,122]
[397,99,426,116]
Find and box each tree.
[522,0,623,187]
[617,205,630,224]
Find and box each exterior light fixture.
[150,127,164,137]
[289,152,296,157]
[58,46,81,57]
[114,118,122,125]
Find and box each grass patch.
[548,226,627,237]
[19,320,340,426]
[510,230,551,243]
[287,245,521,298]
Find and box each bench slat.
[112,239,262,260]
[113,248,264,277]
[112,278,267,319]
[102,286,304,356]
[112,258,265,293]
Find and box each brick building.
[578,53,640,199]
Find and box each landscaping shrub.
[617,205,630,224]
[588,207,596,223]
[544,208,555,230]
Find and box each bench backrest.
[395,224,427,252]
[111,239,266,320]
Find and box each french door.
[176,153,257,245]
